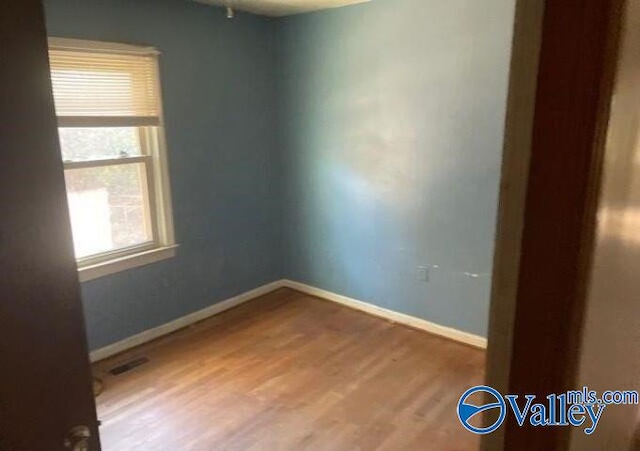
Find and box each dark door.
[0,1,101,450]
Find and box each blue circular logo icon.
[457,385,506,434]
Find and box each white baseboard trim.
[281,279,487,349]
[89,280,286,362]
[90,278,486,362]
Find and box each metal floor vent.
[108,356,149,376]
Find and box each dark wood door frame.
[485,0,625,449]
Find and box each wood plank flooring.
[92,288,485,450]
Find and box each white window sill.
[78,245,178,283]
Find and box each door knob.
[63,425,91,451]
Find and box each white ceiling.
[193,0,370,17]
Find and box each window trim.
[78,245,178,283]
[49,37,177,281]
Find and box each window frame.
[48,37,176,282]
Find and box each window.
[48,38,175,281]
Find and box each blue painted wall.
[276,0,515,336]
[44,0,515,349]
[44,0,282,350]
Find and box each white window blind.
[47,38,176,280]
[49,44,161,128]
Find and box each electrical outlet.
[417,266,430,282]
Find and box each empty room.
[5,0,523,449]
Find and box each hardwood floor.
[92,288,485,450]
